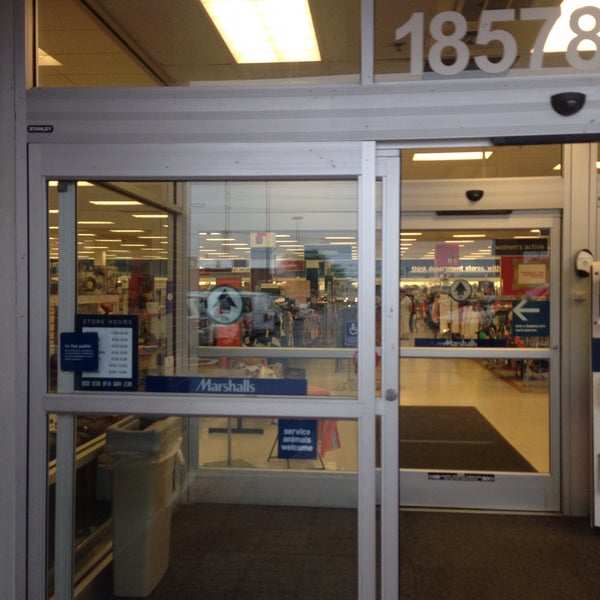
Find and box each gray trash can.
[105,416,183,598]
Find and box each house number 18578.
[395,8,600,76]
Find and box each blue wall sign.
[344,321,358,347]
[278,419,318,460]
[60,332,99,371]
[511,300,550,337]
[415,338,508,348]
[146,375,308,395]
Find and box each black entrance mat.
[398,406,537,472]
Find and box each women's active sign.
[396,6,600,76]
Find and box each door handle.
[385,388,398,402]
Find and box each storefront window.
[398,228,551,350]
[185,180,359,398]
[375,0,600,81]
[47,176,360,401]
[36,0,360,87]
[47,180,177,392]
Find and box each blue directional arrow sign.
[511,299,549,337]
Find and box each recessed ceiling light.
[89,200,142,206]
[413,151,493,162]
[200,0,321,63]
[132,214,168,219]
[452,234,486,238]
[77,221,114,225]
[48,181,93,187]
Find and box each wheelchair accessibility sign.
[344,321,358,347]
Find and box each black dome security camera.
[551,92,586,116]
[466,189,484,202]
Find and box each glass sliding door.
[396,215,560,511]
[29,142,382,599]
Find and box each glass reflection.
[399,228,551,349]
[400,358,550,473]
[188,181,359,396]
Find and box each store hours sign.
[396,7,600,76]
[75,315,139,391]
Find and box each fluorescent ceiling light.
[452,234,486,238]
[132,214,168,219]
[544,0,600,52]
[90,200,142,206]
[413,151,493,162]
[110,229,144,233]
[48,181,93,187]
[78,221,114,225]
[200,0,321,63]
[38,48,62,66]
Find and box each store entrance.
[392,164,562,510]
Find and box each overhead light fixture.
[78,221,114,225]
[110,229,145,233]
[48,181,94,187]
[413,151,493,162]
[132,214,168,219]
[200,0,321,63]
[544,0,600,52]
[90,200,142,206]
[452,234,486,238]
